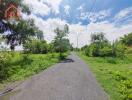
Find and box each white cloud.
[79,9,111,22]
[64,5,70,15]
[77,5,84,11]
[22,14,68,42]
[115,7,132,20]
[44,0,62,14]
[114,7,132,24]
[23,12,132,48]
[23,0,50,16]
[23,0,62,15]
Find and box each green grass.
[77,52,132,100]
[0,52,62,90]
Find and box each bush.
[119,80,132,100]
[83,40,126,59]
[19,54,33,67]
[84,42,112,57]
[99,47,113,57]
[112,71,132,100]
[106,57,117,64]
[126,47,132,54]
[114,43,126,58]
[23,40,50,54]
[0,52,11,81]
[85,45,94,56]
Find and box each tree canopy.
[53,24,70,58]
[120,32,132,46]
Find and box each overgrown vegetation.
[82,32,128,58]
[78,32,132,100]
[53,24,71,59]
[0,52,61,88]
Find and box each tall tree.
[0,0,35,51]
[4,19,37,51]
[53,24,70,58]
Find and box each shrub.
[126,47,132,54]
[99,47,113,57]
[120,32,132,46]
[19,54,33,67]
[23,40,50,54]
[119,80,132,100]
[85,45,94,56]
[106,57,117,64]
[113,71,127,81]
[115,43,126,58]
[0,52,11,81]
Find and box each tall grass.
[77,52,132,100]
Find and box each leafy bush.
[106,57,117,64]
[84,44,95,56]
[120,32,132,46]
[82,34,127,59]
[0,52,11,81]
[119,80,132,100]
[23,40,50,54]
[112,71,132,100]
[113,71,127,81]
[99,47,113,57]
[19,54,33,67]
[126,47,132,54]
[114,43,126,58]
[84,42,113,57]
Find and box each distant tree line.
[81,32,132,58]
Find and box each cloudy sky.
[22,0,132,48]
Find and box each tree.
[53,24,70,58]
[3,20,37,51]
[90,33,109,56]
[91,32,107,43]
[36,30,44,41]
[120,33,132,46]
[0,0,32,50]
[23,39,49,54]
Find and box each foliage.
[53,38,70,53]
[106,57,117,64]
[23,40,50,54]
[0,52,11,81]
[78,52,132,100]
[91,32,108,43]
[84,34,112,57]
[120,33,132,46]
[113,42,126,58]
[113,71,132,100]
[4,20,38,51]
[53,24,70,58]
[0,52,61,85]
[0,0,35,51]
[82,32,126,58]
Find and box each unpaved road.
[0,53,108,100]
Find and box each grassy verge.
[77,52,132,100]
[0,52,63,90]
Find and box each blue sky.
[22,0,132,47]
[34,0,132,25]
